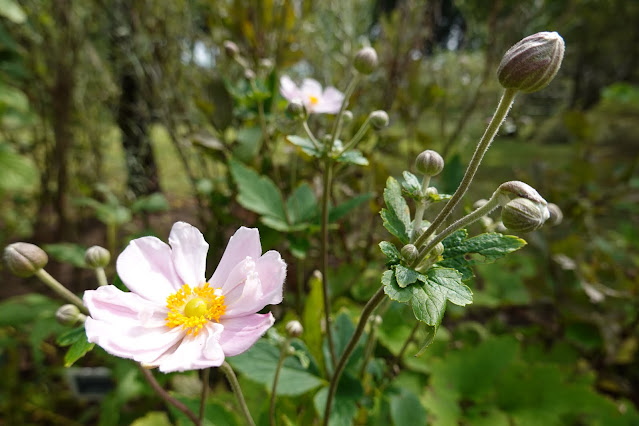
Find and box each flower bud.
[56,304,85,326]
[85,246,111,269]
[425,187,439,198]
[285,320,303,338]
[401,244,419,263]
[497,181,547,206]
[244,69,256,80]
[547,203,563,226]
[497,31,565,93]
[432,242,445,257]
[501,197,549,233]
[223,40,240,58]
[415,150,444,177]
[353,47,379,75]
[369,110,389,129]
[342,110,353,124]
[4,242,48,277]
[286,99,306,119]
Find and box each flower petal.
[157,323,225,372]
[210,227,261,289]
[117,236,183,303]
[169,222,209,286]
[279,75,301,102]
[314,86,345,114]
[219,313,274,356]
[300,78,323,99]
[84,286,166,328]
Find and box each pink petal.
[219,313,274,356]
[84,286,167,327]
[117,236,183,303]
[279,75,301,102]
[210,227,261,289]
[314,87,345,114]
[223,251,286,317]
[169,222,208,286]
[300,78,323,99]
[157,323,225,372]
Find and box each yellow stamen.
[165,283,226,336]
[309,95,319,105]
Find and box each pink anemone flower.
[83,222,286,373]
[280,75,344,114]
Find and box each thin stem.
[415,193,501,266]
[137,365,200,426]
[220,362,255,426]
[329,74,360,150]
[396,322,420,364]
[95,267,108,287]
[359,320,378,378]
[302,120,322,151]
[412,88,517,255]
[34,269,88,314]
[321,159,337,367]
[270,337,292,426]
[199,368,210,423]
[410,176,432,242]
[336,116,371,156]
[324,287,386,425]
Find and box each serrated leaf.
[64,334,95,367]
[394,264,420,288]
[335,150,368,166]
[286,135,322,157]
[423,267,473,306]
[381,177,411,243]
[329,193,373,223]
[382,270,413,303]
[229,158,287,221]
[287,182,319,224]
[401,171,422,197]
[414,325,438,357]
[379,241,401,265]
[410,282,447,326]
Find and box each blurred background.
[1,0,638,424]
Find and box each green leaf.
[379,241,401,265]
[286,135,322,157]
[303,272,326,377]
[414,325,438,357]
[43,243,87,267]
[335,149,369,166]
[130,412,173,426]
[286,182,318,224]
[401,171,422,199]
[64,334,95,367]
[390,389,428,426]
[56,326,86,346]
[410,282,447,327]
[233,126,263,162]
[130,192,169,213]
[329,193,374,223]
[423,267,473,307]
[228,340,324,396]
[381,177,411,244]
[314,374,363,426]
[382,270,413,303]
[229,158,287,222]
[394,265,420,288]
[439,230,527,280]
[0,143,38,192]
[0,0,26,24]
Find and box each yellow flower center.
[165,283,226,336]
[309,95,319,105]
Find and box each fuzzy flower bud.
[497,31,565,93]
[56,304,85,326]
[223,40,240,58]
[369,110,389,129]
[432,242,445,257]
[497,181,547,206]
[501,197,549,232]
[286,99,306,119]
[401,244,419,263]
[285,320,303,338]
[4,242,48,277]
[353,47,379,75]
[547,203,563,226]
[415,150,444,176]
[85,246,111,269]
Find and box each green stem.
[199,368,210,423]
[410,176,432,242]
[412,88,517,255]
[302,120,322,151]
[359,319,378,378]
[220,362,255,426]
[34,269,88,314]
[95,267,108,287]
[324,287,386,425]
[270,337,292,426]
[336,116,371,156]
[396,322,420,365]
[321,159,337,367]
[329,74,360,150]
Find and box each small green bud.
[369,110,389,129]
[497,31,565,93]
[285,320,303,338]
[223,40,240,58]
[286,99,306,119]
[432,242,445,257]
[56,304,85,326]
[547,203,563,226]
[501,197,549,233]
[415,150,444,176]
[353,46,379,75]
[401,244,419,263]
[342,110,353,124]
[425,187,439,198]
[85,246,111,269]
[4,242,48,277]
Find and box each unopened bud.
[4,242,48,277]
[342,110,353,124]
[369,110,389,129]
[259,58,273,70]
[56,304,85,326]
[286,99,306,119]
[425,187,439,198]
[415,150,444,176]
[223,40,240,58]
[497,31,565,93]
[547,203,563,226]
[501,197,549,233]
[401,244,419,263]
[244,69,256,80]
[432,242,445,257]
[285,320,303,338]
[353,47,379,75]
[497,181,547,205]
[85,246,110,269]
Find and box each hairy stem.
[411,176,432,242]
[95,267,108,287]
[220,362,255,426]
[34,269,88,314]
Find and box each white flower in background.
[280,75,344,114]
